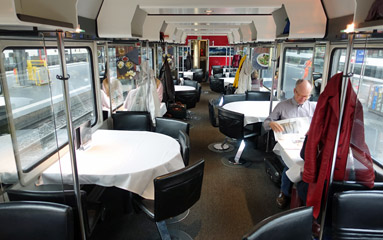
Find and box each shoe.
[312,220,320,238]
[276,192,290,209]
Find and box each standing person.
[263,79,316,208]
[302,58,312,80]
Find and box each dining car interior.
[1,0,383,239]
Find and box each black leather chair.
[178,130,190,166]
[193,70,204,83]
[0,201,74,240]
[212,66,224,75]
[242,206,313,240]
[213,73,224,78]
[155,117,190,139]
[175,90,198,109]
[133,159,205,240]
[222,93,246,105]
[332,190,383,239]
[191,68,203,72]
[184,79,201,102]
[246,91,271,101]
[210,77,225,94]
[208,98,220,128]
[208,98,234,152]
[112,111,151,131]
[7,186,104,240]
[218,107,257,164]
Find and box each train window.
[282,47,313,99]
[330,48,383,168]
[281,46,326,100]
[1,47,96,172]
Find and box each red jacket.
[303,72,375,219]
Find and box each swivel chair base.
[214,143,230,150]
[165,210,189,224]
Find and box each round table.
[42,130,184,200]
[222,101,279,126]
[220,77,235,86]
[175,85,196,92]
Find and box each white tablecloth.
[222,101,279,126]
[179,71,194,80]
[0,134,18,183]
[42,130,184,200]
[174,85,196,92]
[160,102,167,116]
[273,138,305,183]
[220,77,235,86]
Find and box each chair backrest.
[175,90,198,109]
[212,66,224,75]
[223,93,246,105]
[155,117,190,139]
[209,78,225,94]
[184,79,198,88]
[112,111,151,131]
[154,159,205,222]
[191,68,203,72]
[213,73,224,78]
[196,82,202,102]
[193,71,204,83]
[208,98,219,127]
[217,107,244,139]
[242,206,313,240]
[246,91,271,101]
[7,188,93,238]
[178,130,190,166]
[332,190,383,239]
[0,201,74,240]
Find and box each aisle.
[91,82,283,240]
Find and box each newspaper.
[273,117,310,150]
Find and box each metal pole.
[146,41,151,112]
[310,43,317,83]
[56,30,87,240]
[319,33,354,240]
[153,44,158,76]
[105,42,112,117]
[266,41,278,152]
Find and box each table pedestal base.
[228,156,246,165]
[221,157,251,168]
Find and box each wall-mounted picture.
[209,47,227,56]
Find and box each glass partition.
[250,47,273,92]
[156,45,163,77]
[107,44,141,111]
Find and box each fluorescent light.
[75,25,85,33]
[341,23,355,33]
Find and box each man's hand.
[269,121,284,132]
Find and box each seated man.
[263,79,316,208]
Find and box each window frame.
[0,39,98,186]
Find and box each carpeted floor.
[90,82,283,240]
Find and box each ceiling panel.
[142,7,278,15]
